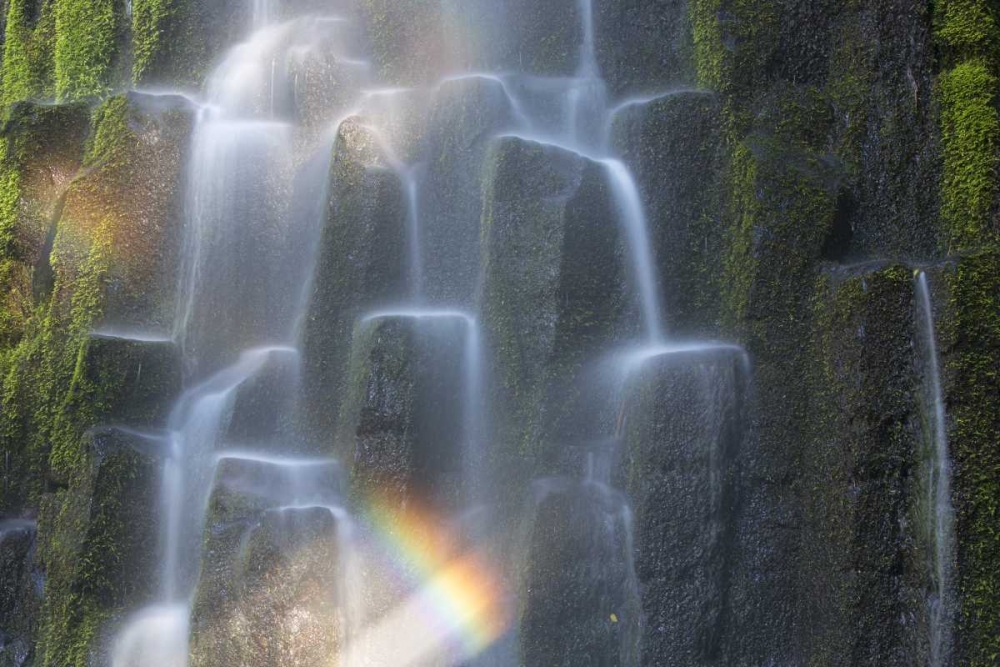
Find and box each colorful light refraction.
[342,494,511,667]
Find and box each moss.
[2,0,57,107]
[54,0,120,101]
[722,137,838,331]
[689,0,779,126]
[131,0,173,83]
[690,0,725,92]
[937,61,999,251]
[936,0,1000,61]
[806,264,922,663]
[131,0,210,87]
[943,252,1000,666]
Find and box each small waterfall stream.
[916,271,956,667]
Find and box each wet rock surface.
[302,118,409,445]
[339,315,468,508]
[617,346,746,665]
[191,504,343,667]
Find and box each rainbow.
[358,494,511,661]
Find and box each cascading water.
[108,1,743,665]
[915,271,956,667]
[113,11,360,667]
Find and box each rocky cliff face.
[0,1,997,666]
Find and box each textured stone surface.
[34,428,163,667]
[611,90,724,336]
[519,481,638,667]
[301,118,409,447]
[595,0,696,98]
[418,76,517,306]
[797,264,924,666]
[479,136,633,498]
[191,502,343,667]
[338,315,468,508]
[617,345,746,665]
[0,520,40,667]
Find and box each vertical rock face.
[191,480,344,667]
[611,91,724,335]
[617,346,746,666]
[302,118,409,446]
[479,136,632,489]
[0,520,39,667]
[520,482,638,667]
[338,315,468,508]
[594,0,696,97]
[803,264,924,666]
[418,76,517,306]
[0,1,998,667]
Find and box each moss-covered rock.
[937,59,999,252]
[2,0,58,107]
[34,428,164,667]
[67,92,194,333]
[0,90,189,666]
[301,117,408,446]
[53,0,127,102]
[0,100,90,349]
[803,264,924,666]
[130,0,246,89]
[937,251,1000,666]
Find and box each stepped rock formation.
[0,1,997,667]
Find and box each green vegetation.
[938,62,999,251]
[2,0,57,107]
[53,0,120,101]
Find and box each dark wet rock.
[418,76,518,305]
[338,315,469,508]
[616,345,746,665]
[791,263,923,666]
[519,481,639,666]
[479,136,633,493]
[0,520,40,667]
[225,350,302,451]
[493,0,583,76]
[191,504,344,667]
[301,118,409,447]
[611,90,725,336]
[594,0,696,98]
[81,335,182,428]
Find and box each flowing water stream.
[110,0,751,665]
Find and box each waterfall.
[601,159,665,343]
[112,16,352,666]
[916,271,956,667]
[109,1,699,665]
